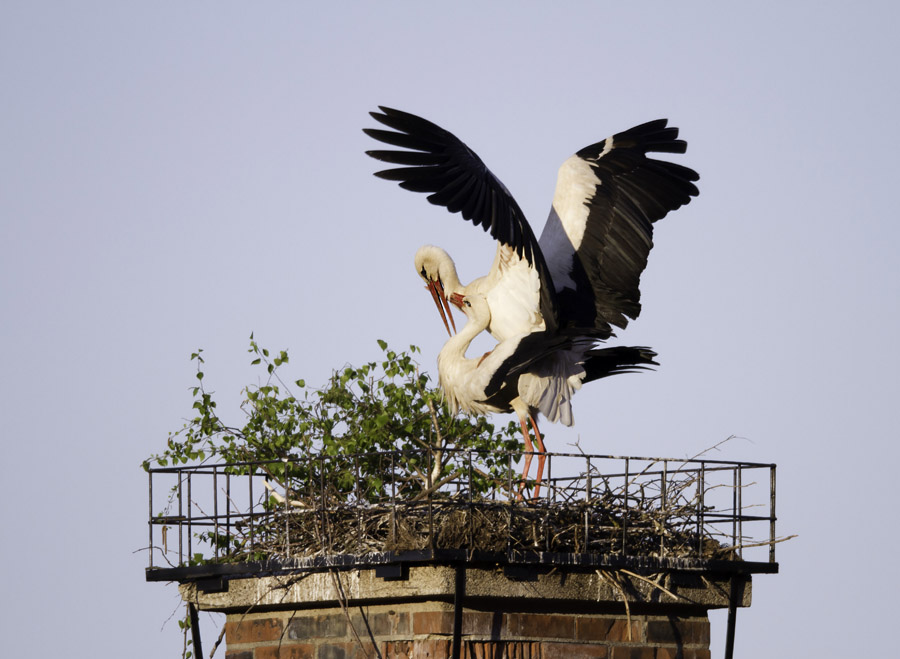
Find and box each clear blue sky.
[2,2,898,656]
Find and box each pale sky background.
[2,2,899,657]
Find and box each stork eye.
[464,300,471,307]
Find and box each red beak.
[425,279,457,336]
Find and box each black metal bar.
[585,458,592,551]
[770,464,777,563]
[697,462,705,558]
[390,451,396,546]
[248,470,254,549]
[320,454,327,552]
[177,473,183,565]
[467,450,473,549]
[660,460,668,557]
[188,602,203,659]
[622,457,630,555]
[187,473,192,562]
[451,563,465,659]
[724,577,739,659]
[145,451,774,474]
[428,449,434,551]
[737,464,743,559]
[213,467,219,561]
[226,471,232,556]
[507,452,513,552]
[731,467,737,551]
[148,470,154,568]
[356,455,362,555]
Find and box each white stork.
[439,291,657,498]
[364,106,700,343]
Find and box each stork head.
[414,245,458,337]
[449,293,491,326]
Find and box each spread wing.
[364,106,560,330]
[539,119,700,335]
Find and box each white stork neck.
[439,308,488,364]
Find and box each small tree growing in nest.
[144,337,523,507]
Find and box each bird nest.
[222,472,738,564]
[151,450,778,570]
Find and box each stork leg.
[517,415,536,501]
[529,413,546,499]
[516,412,547,500]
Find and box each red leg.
[529,413,546,499]
[517,416,535,500]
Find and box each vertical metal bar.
[467,450,473,550]
[507,451,513,553]
[320,455,327,552]
[390,451,397,546]
[731,466,738,552]
[507,451,513,502]
[659,460,668,557]
[188,602,203,659]
[696,462,706,558]
[724,577,739,659]
[428,449,435,551]
[177,473,183,564]
[547,453,553,503]
[737,464,743,559]
[285,462,291,558]
[770,464,777,563]
[148,470,154,568]
[213,467,219,560]
[225,471,231,558]
[356,455,362,555]
[187,473,192,561]
[585,458,592,552]
[622,458,630,555]
[248,467,254,550]
[451,564,466,659]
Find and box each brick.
[413,611,455,635]
[506,613,574,639]
[254,646,315,659]
[226,618,284,644]
[692,621,710,646]
[410,610,497,637]
[576,617,642,642]
[412,639,452,658]
[225,652,253,659]
[316,644,347,659]
[647,618,709,646]
[656,651,711,659]
[370,610,411,636]
[287,614,348,640]
[610,648,655,659]
[382,640,412,658]
[462,611,497,636]
[542,642,609,658]
[324,641,379,659]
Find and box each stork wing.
[539,119,700,334]
[365,106,560,330]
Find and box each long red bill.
[426,279,457,336]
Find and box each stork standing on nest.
[439,291,657,497]
[364,107,699,494]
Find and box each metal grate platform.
[145,449,778,580]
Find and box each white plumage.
[366,106,699,343]
[365,107,698,496]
